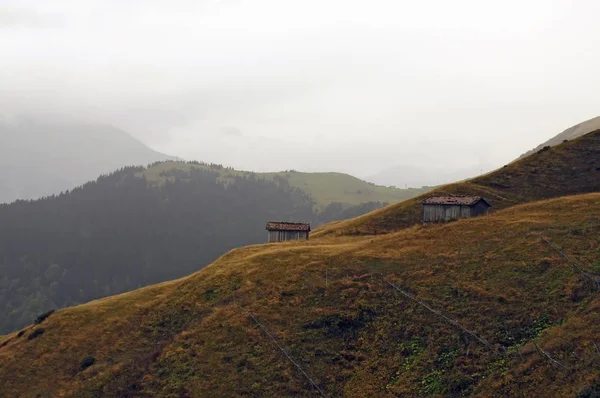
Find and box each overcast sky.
[2,0,600,179]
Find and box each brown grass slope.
[314,129,600,237]
[1,193,600,397]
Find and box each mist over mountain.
[4,1,600,396]
[367,115,600,189]
[0,114,177,203]
[5,1,600,176]
[518,115,600,159]
[364,163,495,189]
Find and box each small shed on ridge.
[422,195,490,223]
[266,222,311,242]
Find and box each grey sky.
[2,0,600,180]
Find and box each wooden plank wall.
[423,203,490,223]
[471,201,490,217]
[268,230,309,242]
[423,204,467,222]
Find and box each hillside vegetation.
[2,126,600,397]
[315,128,600,237]
[0,162,423,334]
[1,192,599,397]
[142,161,426,210]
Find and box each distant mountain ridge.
[0,114,178,203]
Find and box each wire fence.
[233,292,328,397]
[228,242,600,395]
[542,237,600,289]
[385,279,492,349]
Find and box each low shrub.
[28,328,45,340]
[80,355,96,370]
[34,310,55,325]
[537,145,552,154]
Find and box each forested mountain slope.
[1,193,599,397]
[0,163,416,334]
[315,128,600,237]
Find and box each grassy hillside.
[519,115,600,160]
[315,128,600,237]
[0,161,417,335]
[142,161,427,209]
[0,165,326,335]
[1,193,599,397]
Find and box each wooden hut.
[266,222,311,242]
[422,195,490,223]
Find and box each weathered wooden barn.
[266,222,311,242]
[422,195,490,223]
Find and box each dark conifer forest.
[0,164,386,333]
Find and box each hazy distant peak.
[0,114,178,203]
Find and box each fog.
[3,0,600,186]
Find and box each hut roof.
[266,222,311,232]
[422,195,490,206]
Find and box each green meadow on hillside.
[141,161,427,210]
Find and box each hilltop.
[0,114,177,204]
[316,128,600,237]
[1,132,600,396]
[142,161,426,210]
[518,115,600,160]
